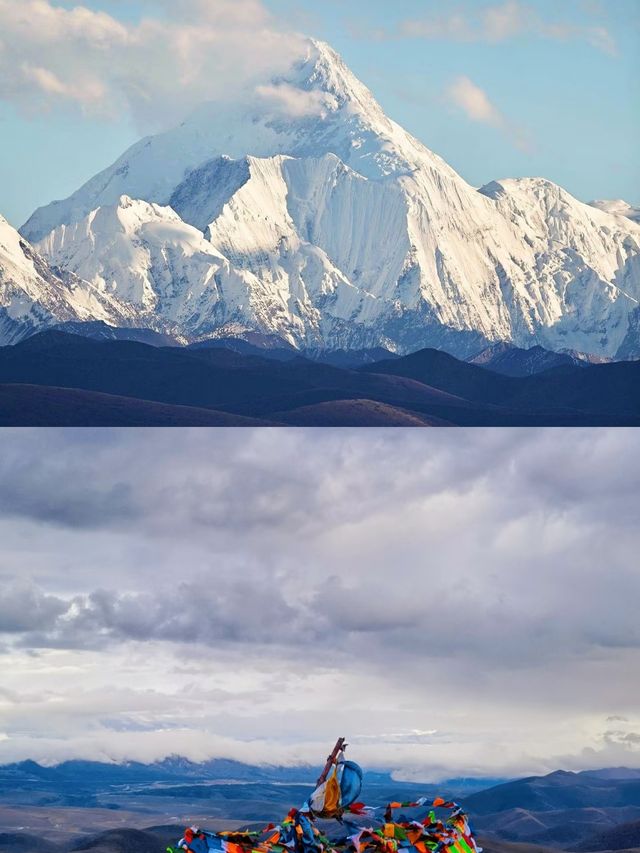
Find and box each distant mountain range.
[0,755,490,822]
[466,343,610,377]
[589,201,640,225]
[463,769,640,848]
[0,755,319,787]
[466,768,640,814]
[572,819,640,852]
[0,755,498,795]
[1,762,640,853]
[0,330,638,426]
[2,39,639,358]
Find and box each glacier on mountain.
[0,213,127,345]
[7,39,640,357]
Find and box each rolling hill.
[0,331,639,426]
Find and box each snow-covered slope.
[37,190,378,345]
[0,213,124,345]
[478,178,640,356]
[19,39,640,357]
[38,197,253,334]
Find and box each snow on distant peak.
[36,195,231,312]
[479,177,640,231]
[589,199,640,224]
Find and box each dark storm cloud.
[1,578,326,650]
[0,434,137,528]
[0,429,639,658]
[0,581,68,631]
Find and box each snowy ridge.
[10,38,640,357]
[38,195,306,342]
[0,214,126,345]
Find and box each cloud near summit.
[0,0,305,128]
[255,83,339,119]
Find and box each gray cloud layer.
[0,428,638,777]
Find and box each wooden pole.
[316,737,347,786]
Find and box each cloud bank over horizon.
[0,428,639,779]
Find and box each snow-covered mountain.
[589,199,640,224]
[0,213,126,344]
[36,196,282,341]
[13,39,640,356]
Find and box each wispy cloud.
[446,76,533,152]
[448,77,505,126]
[361,1,618,56]
[255,83,338,118]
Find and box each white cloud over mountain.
[0,0,304,128]
[0,0,618,133]
[255,83,339,118]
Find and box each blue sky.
[0,0,638,227]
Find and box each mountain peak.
[287,38,377,108]
[290,39,354,86]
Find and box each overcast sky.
[0,427,638,780]
[0,0,638,226]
